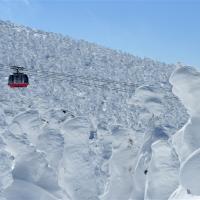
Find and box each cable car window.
[8,75,14,84]
[23,75,29,83]
[14,74,22,83]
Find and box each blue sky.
[0,0,200,67]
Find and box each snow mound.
[170,65,200,116]
[144,140,179,200]
[0,150,14,191]
[170,65,200,198]
[101,127,140,200]
[180,148,200,195]
[4,179,59,200]
[169,186,200,200]
[60,117,104,200]
[129,85,165,116]
[170,66,200,159]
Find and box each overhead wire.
[28,71,128,92]
[0,64,137,93]
[25,68,137,92]
[25,67,136,87]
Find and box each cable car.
[8,66,29,88]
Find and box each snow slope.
[0,20,194,200]
[4,179,58,200]
[169,65,200,199]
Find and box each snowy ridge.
[0,20,193,199]
[169,66,200,199]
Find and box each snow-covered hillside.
[169,66,200,200]
[0,20,195,200]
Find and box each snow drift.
[169,65,200,199]
[0,20,197,200]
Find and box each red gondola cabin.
[8,66,29,88]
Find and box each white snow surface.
[169,65,200,198]
[1,20,200,200]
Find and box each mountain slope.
[0,20,189,200]
[169,66,200,199]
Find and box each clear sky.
[0,0,200,67]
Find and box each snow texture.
[1,20,198,200]
[169,65,200,198]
